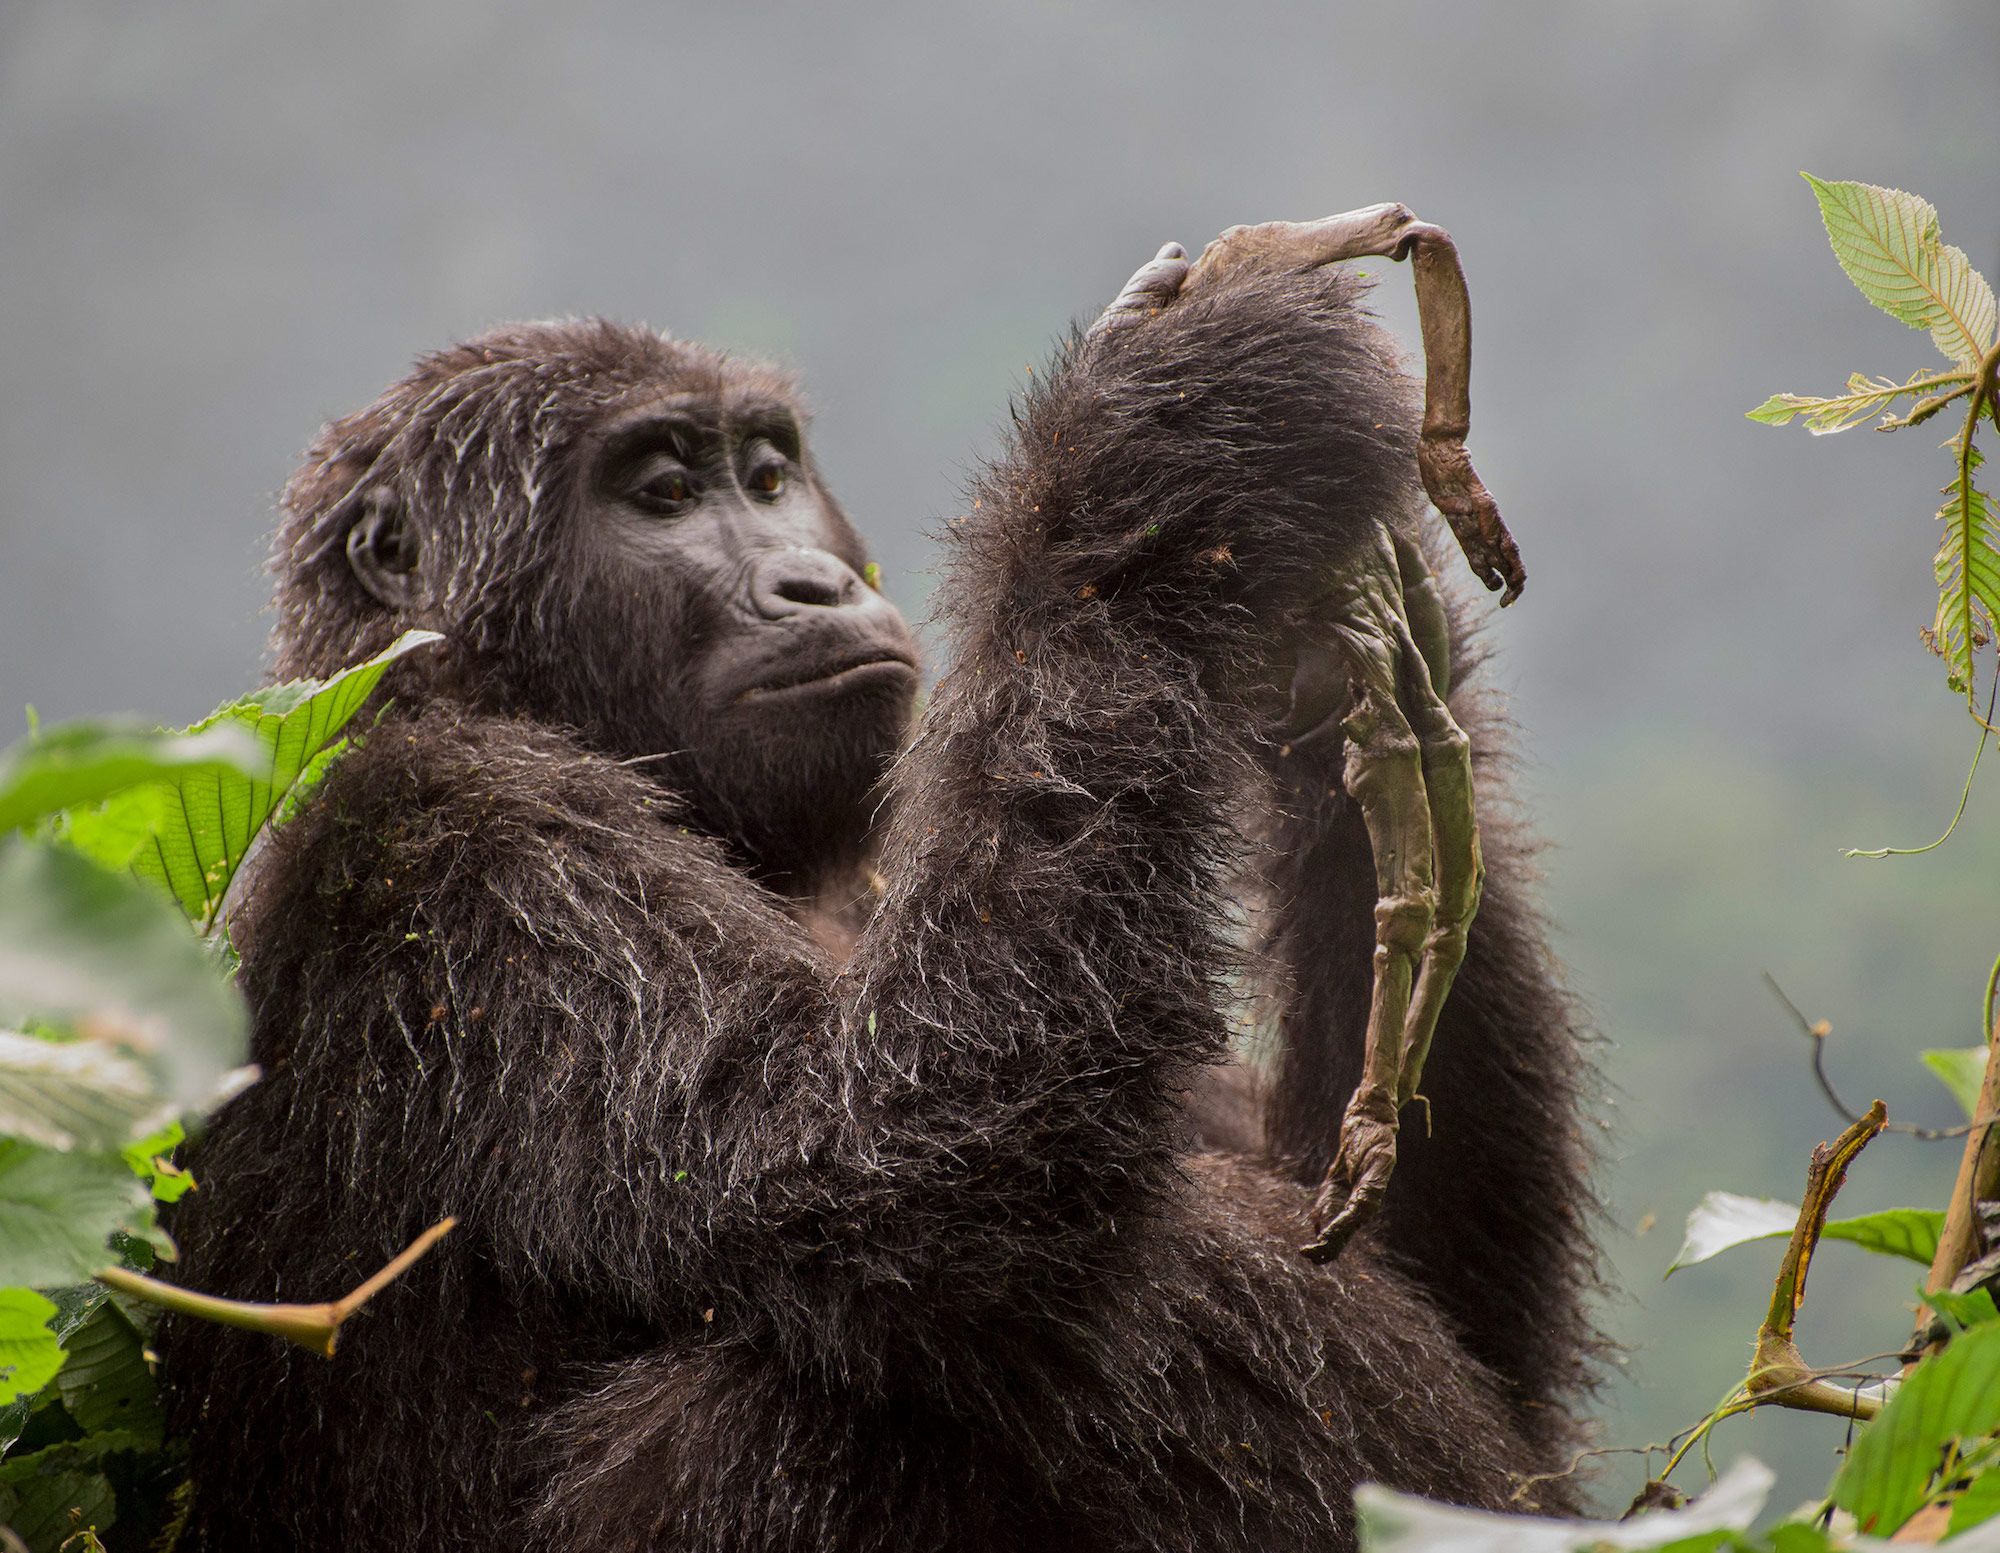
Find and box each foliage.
[1749,176,2000,717]
[1668,1194,1942,1274]
[0,631,438,1550]
[1363,176,2000,1553]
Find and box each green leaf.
[1,1464,115,1552]
[1922,1287,2000,1329]
[1804,175,1998,366]
[1927,238,2000,368]
[119,1122,193,1204]
[55,1300,159,1449]
[1923,1047,1991,1121]
[0,1143,150,1290]
[0,1286,105,1453]
[1667,1193,1795,1273]
[1668,1192,1942,1274]
[0,842,249,1118]
[63,629,441,932]
[1926,446,2000,698]
[1356,1456,1773,1553]
[0,1290,62,1408]
[1746,369,1973,436]
[1833,1320,2000,1534]
[0,723,262,838]
[1950,1469,2000,1536]
[1820,1208,1943,1266]
[0,1032,174,1155]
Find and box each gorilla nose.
[750,548,868,617]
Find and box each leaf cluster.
[1749,176,2000,714]
[0,631,436,1550]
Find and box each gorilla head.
[269,319,920,891]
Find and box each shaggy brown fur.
[159,267,1598,1551]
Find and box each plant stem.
[1925,1015,2000,1297]
[95,1217,455,1358]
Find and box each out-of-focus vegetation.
[1365,178,2000,1550]
[0,633,445,1550]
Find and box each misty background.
[2,0,1996,1517]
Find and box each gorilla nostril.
[774,572,851,608]
[754,549,863,615]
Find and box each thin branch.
[1763,974,1996,1140]
[1845,671,1997,858]
[1924,1011,2000,1300]
[95,1218,455,1359]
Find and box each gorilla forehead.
[294,317,801,516]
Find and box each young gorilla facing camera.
[159,217,1599,1551]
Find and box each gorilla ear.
[345,487,422,609]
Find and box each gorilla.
[158,219,1597,1551]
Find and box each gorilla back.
[161,263,1597,1550]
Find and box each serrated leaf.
[1667,1192,1942,1274]
[0,1290,62,1408]
[1356,1456,1772,1553]
[1834,1320,2000,1534]
[1747,370,1973,436]
[0,842,248,1117]
[1923,1047,1990,1120]
[0,723,261,838]
[1805,175,1998,365]
[1928,446,2000,698]
[55,1300,158,1448]
[0,1143,150,1291]
[1928,242,2000,369]
[62,629,441,932]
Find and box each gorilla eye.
[743,440,790,500]
[636,467,696,511]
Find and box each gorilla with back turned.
[160,224,1598,1551]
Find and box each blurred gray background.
[3,0,1996,1519]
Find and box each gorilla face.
[322,326,920,893]
[555,389,920,886]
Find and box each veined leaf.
[2,1465,116,1551]
[0,723,261,837]
[1922,1047,1990,1121]
[0,843,248,1117]
[0,1284,105,1452]
[1747,370,1973,436]
[0,1143,150,1291]
[1927,446,1999,696]
[1805,174,1998,366]
[56,1299,160,1448]
[1928,240,2000,369]
[0,1289,62,1408]
[0,1032,173,1155]
[1667,1191,1942,1274]
[1834,1320,2000,1534]
[63,629,441,932]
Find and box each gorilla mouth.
[735,648,918,702]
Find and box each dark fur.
[160,271,1598,1550]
